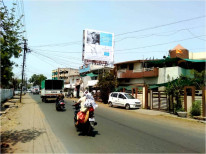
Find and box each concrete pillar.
[150,90,153,109]
[142,87,145,109]
[187,96,193,114]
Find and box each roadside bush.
[190,100,201,117]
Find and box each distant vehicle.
[41,79,64,102]
[32,87,40,94]
[56,99,65,111]
[108,92,141,110]
[15,90,26,95]
[14,90,21,95]
[27,90,31,93]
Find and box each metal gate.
[152,91,168,110]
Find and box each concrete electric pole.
[20,39,28,103]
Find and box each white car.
[108,92,142,110]
[14,90,21,95]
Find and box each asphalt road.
[30,94,205,153]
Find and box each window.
[111,93,118,97]
[129,63,134,70]
[120,64,127,69]
[118,94,126,99]
[125,94,135,99]
[125,79,130,82]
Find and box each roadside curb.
[159,113,206,124]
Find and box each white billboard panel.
[83,29,114,66]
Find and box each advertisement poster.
[83,29,114,66]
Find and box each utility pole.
[20,39,27,103]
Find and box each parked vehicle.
[27,90,31,93]
[41,79,64,102]
[14,90,21,95]
[15,90,26,95]
[108,92,142,110]
[73,102,97,135]
[56,99,65,111]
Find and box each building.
[115,44,205,89]
[79,64,113,90]
[114,44,206,109]
[52,68,79,84]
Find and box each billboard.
[83,29,114,66]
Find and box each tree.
[11,77,21,90]
[165,70,205,112]
[97,72,118,103]
[29,74,47,88]
[0,2,25,88]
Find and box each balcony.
[117,68,159,78]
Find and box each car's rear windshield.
[125,94,135,99]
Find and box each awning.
[86,73,98,77]
[183,59,206,63]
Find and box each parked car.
[108,92,142,110]
[14,90,21,95]
[27,90,31,93]
[14,90,26,95]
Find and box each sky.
[4,0,206,80]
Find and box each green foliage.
[190,70,206,89]
[166,70,205,111]
[11,78,21,89]
[175,107,185,112]
[0,3,25,88]
[190,100,201,117]
[97,72,118,103]
[29,74,47,87]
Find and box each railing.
[0,89,14,103]
[117,67,159,78]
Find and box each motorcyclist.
[56,90,64,105]
[74,90,98,125]
[73,90,88,112]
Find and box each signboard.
[83,29,114,66]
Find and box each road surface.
[31,94,205,153]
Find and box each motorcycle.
[73,101,97,135]
[56,99,65,111]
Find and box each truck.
[32,86,40,94]
[41,79,64,102]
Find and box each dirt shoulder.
[1,94,66,153]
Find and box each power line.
[30,52,57,68]
[31,51,82,67]
[30,41,82,48]
[115,15,205,36]
[115,35,206,53]
[28,16,205,48]
[31,34,206,54]
[115,25,204,43]
[32,49,81,60]
[32,51,82,65]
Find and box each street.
[30,94,205,153]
